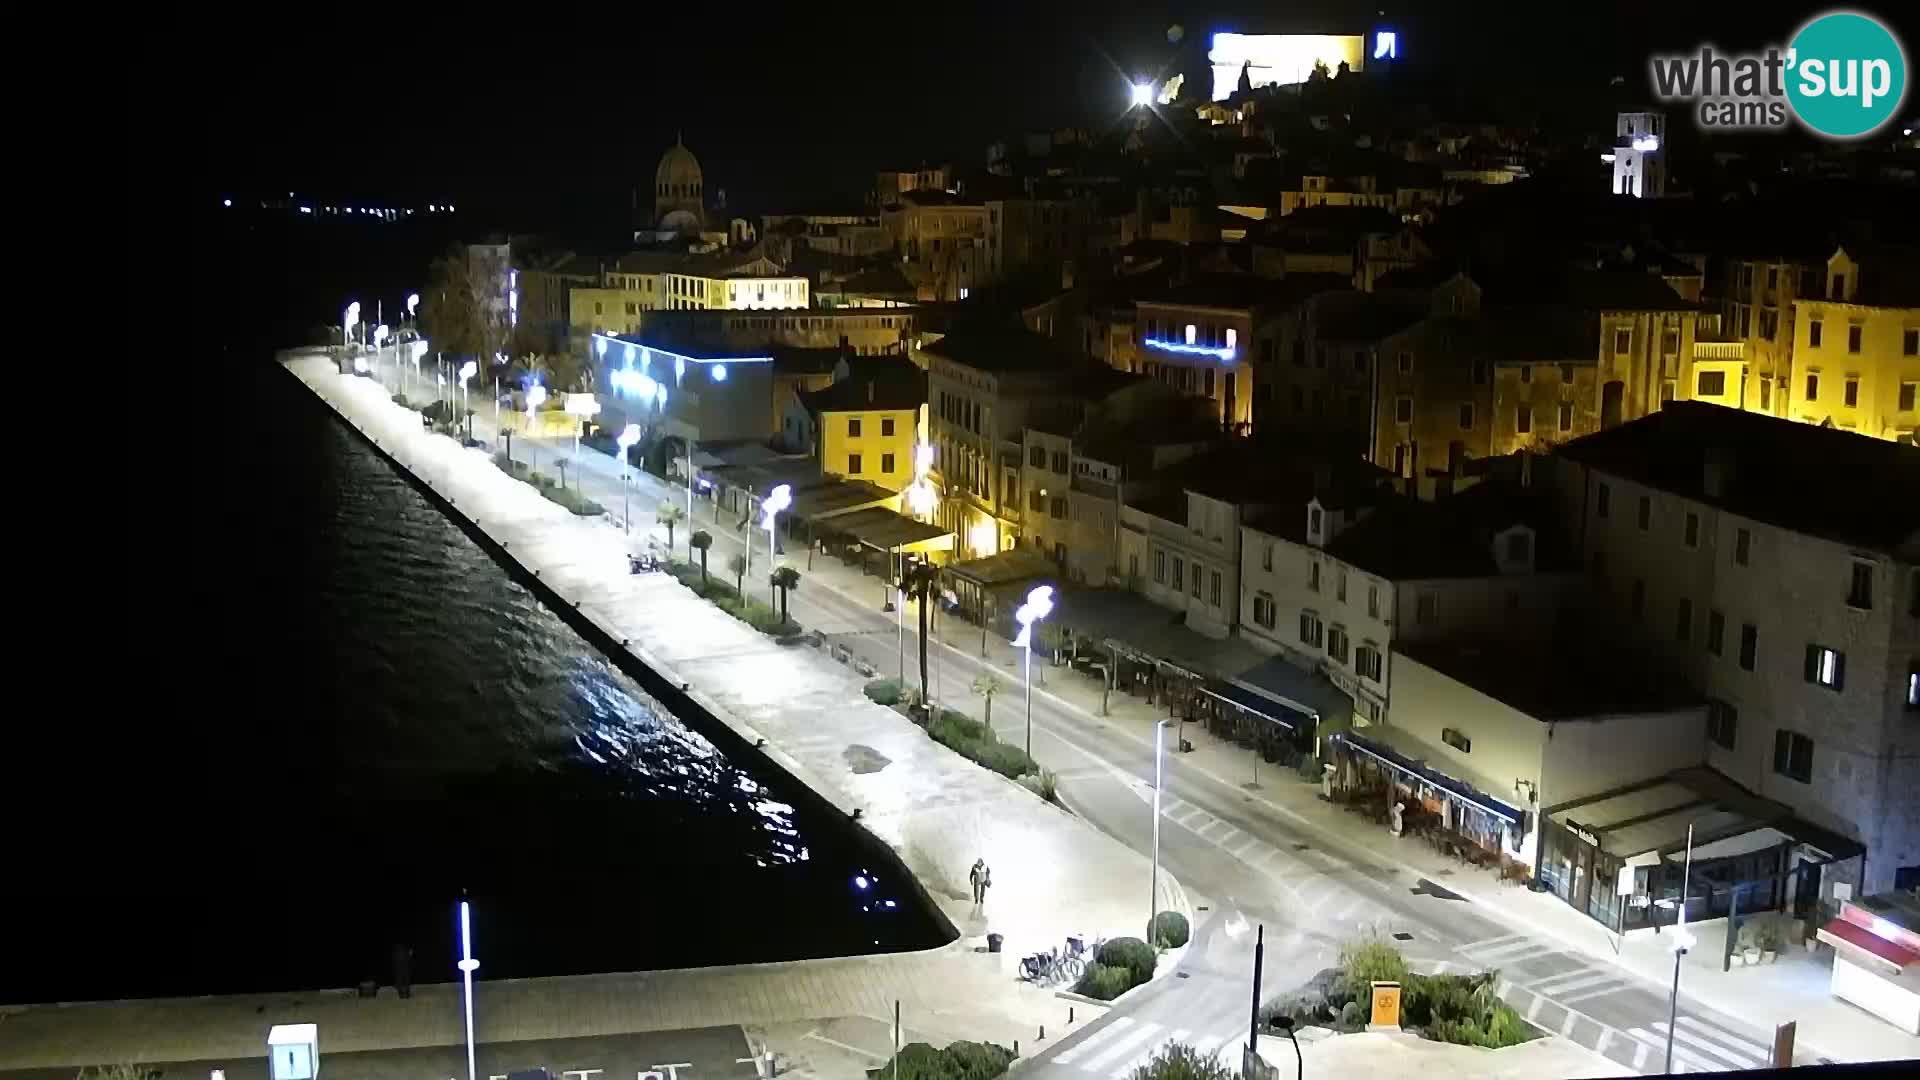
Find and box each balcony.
[1693,340,1746,361]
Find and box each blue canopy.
[1333,728,1525,824]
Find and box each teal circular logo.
[1787,11,1907,138]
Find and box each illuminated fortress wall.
[1208,33,1367,99]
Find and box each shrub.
[1018,767,1059,803]
[1336,1000,1368,1031]
[874,1043,947,1080]
[974,740,1036,779]
[1075,963,1133,1001]
[1337,934,1408,997]
[1126,1042,1235,1080]
[1098,936,1158,987]
[1297,754,1323,782]
[941,1041,1015,1080]
[864,678,904,706]
[929,709,992,745]
[1483,1003,1530,1048]
[1149,910,1191,949]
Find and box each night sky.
[152,1,1881,234]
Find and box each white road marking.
[1524,993,1546,1022]
[1623,1027,1722,1073]
[1594,1028,1614,1058]
[1677,1016,1770,1059]
[1559,1009,1579,1037]
[1653,1021,1760,1069]
[1052,1017,1134,1066]
[1080,1020,1165,1073]
[1631,1038,1649,1071]
[1557,978,1636,1004]
[1530,968,1628,996]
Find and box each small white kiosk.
[267,1023,319,1079]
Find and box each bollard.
[1070,1007,1075,1024]
[1014,1041,1020,1058]
[1039,1025,1046,1041]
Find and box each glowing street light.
[565,392,602,480]
[406,292,419,320]
[525,383,546,470]
[761,483,792,604]
[343,301,361,350]
[1130,82,1154,108]
[456,899,480,1080]
[905,441,937,519]
[1012,584,1055,759]
[617,423,642,533]
[458,359,477,439]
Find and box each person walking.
[969,858,991,909]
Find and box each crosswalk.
[1154,792,1394,931]
[1454,934,1775,1074]
[1043,1017,1239,1080]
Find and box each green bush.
[1149,910,1191,949]
[1126,1042,1235,1080]
[1018,768,1059,803]
[929,709,992,745]
[1075,963,1133,1001]
[1337,1000,1368,1031]
[868,1041,1014,1080]
[974,740,1036,779]
[864,678,904,706]
[1098,936,1158,987]
[1338,934,1408,997]
[1482,1003,1530,1048]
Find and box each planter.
[1730,953,1747,967]
[1744,948,1762,966]
[1761,950,1777,965]
[1804,938,1818,954]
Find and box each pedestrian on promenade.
[969,858,992,908]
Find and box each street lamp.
[761,483,792,604]
[458,360,477,440]
[1664,824,1697,1075]
[456,899,480,1080]
[343,301,360,350]
[1130,82,1154,107]
[525,383,546,470]
[1151,717,1166,938]
[565,393,602,485]
[1012,584,1055,759]
[617,423,641,533]
[406,292,419,321]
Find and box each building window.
[1637,495,1651,530]
[881,417,895,437]
[1806,372,1820,401]
[1676,597,1692,641]
[1395,396,1413,423]
[1561,363,1575,383]
[1191,568,1203,599]
[1052,451,1069,473]
[1327,626,1350,664]
[1614,328,1631,355]
[1262,543,1273,571]
[1735,528,1751,566]
[1805,644,1846,690]
[1901,381,1917,411]
[1459,403,1474,429]
[1308,560,1321,592]
[1683,512,1699,548]
[1367,584,1379,618]
[1397,350,1413,373]
[1847,561,1873,609]
[1809,319,1823,347]
[1516,406,1532,434]
[1029,490,1044,512]
[849,417,862,438]
[881,453,896,474]
[1210,570,1222,607]
[1597,483,1611,518]
[1706,609,1725,655]
[1051,497,1067,519]
[1761,379,1772,409]
[1558,402,1573,432]
[1253,592,1275,629]
[1631,578,1646,619]
[1154,550,1166,584]
[1662,330,1679,356]
[1847,325,1862,353]
[1697,371,1726,396]
[1299,611,1324,648]
[1416,591,1436,625]
[1336,569,1348,602]
[1171,557,1184,592]
[1904,328,1919,356]
[1030,445,1045,468]
[1773,730,1814,783]
[1356,644,1382,681]
[848,453,863,474]
[1739,622,1758,671]
[1309,506,1323,535]
[1707,700,1738,750]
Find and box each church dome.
[656,138,703,190]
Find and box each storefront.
[1327,726,1527,868]
[1544,767,1863,937]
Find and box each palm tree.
[659,502,685,552]
[770,566,801,622]
[690,530,713,586]
[727,552,747,596]
[902,558,940,705]
[971,672,1004,731]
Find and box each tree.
[971,672,1004,730]
[770,566,801,622]
[420,244,509,364]
[1127,1042,1234,1080]
[659,502,685,551]
[553,459,570,492]
[727,552,747,595]
[690,530,713,585]
[902,558,940,705]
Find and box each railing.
[1693,341,1746,360]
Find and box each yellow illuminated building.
[1787,248,1920,443]
[800,365,928,495]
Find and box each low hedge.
[664,560,801,636]
[866,1040,1014,1080]
[864,678,905,706]
[1074,963,1133,1001]
[1097,936,1157,989]
[1149,910,1190,948]
[925,709,1037,780]
[491,452,604,516]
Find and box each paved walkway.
[449,370,1918,1065]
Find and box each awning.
[784,478,896,521]
[1232,657,1354,728]
[1545,766,1866,864]
[1199,682,1308,733]
[1332,727,1525,824]
[820,506,953,552]
[944,547,1059,589]
[1818,919,1919,974]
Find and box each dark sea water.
[7,341,942,1004]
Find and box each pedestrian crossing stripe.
[1528,967,1631,996]
[1051,1017,1132,1066]
[1621,1026,1735,1074]
[1677,1015,1770,1059]
[1077,1019,1164,1073]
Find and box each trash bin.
[987,933,1004,953]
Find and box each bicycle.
[1019,949,1060,982]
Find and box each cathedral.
[648,135,705,236]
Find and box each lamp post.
[564,393,603,489]
[456,899,480,1080]
[343,301,360,352]
[1012,584,1055,760]
[458,360,477,441]
[1151,717,1166,937]
[897,581,908,680]
[761,483,792,605]
[1130,82,1154,107]
[1664,824,1697,1075]
[525,384,546,471]
[617,423,641,533]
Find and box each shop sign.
[1370,981,1402,1027]
[1567,821,1600,847]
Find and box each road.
[0,1026,759,1080]
[436,397,1789,1076]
